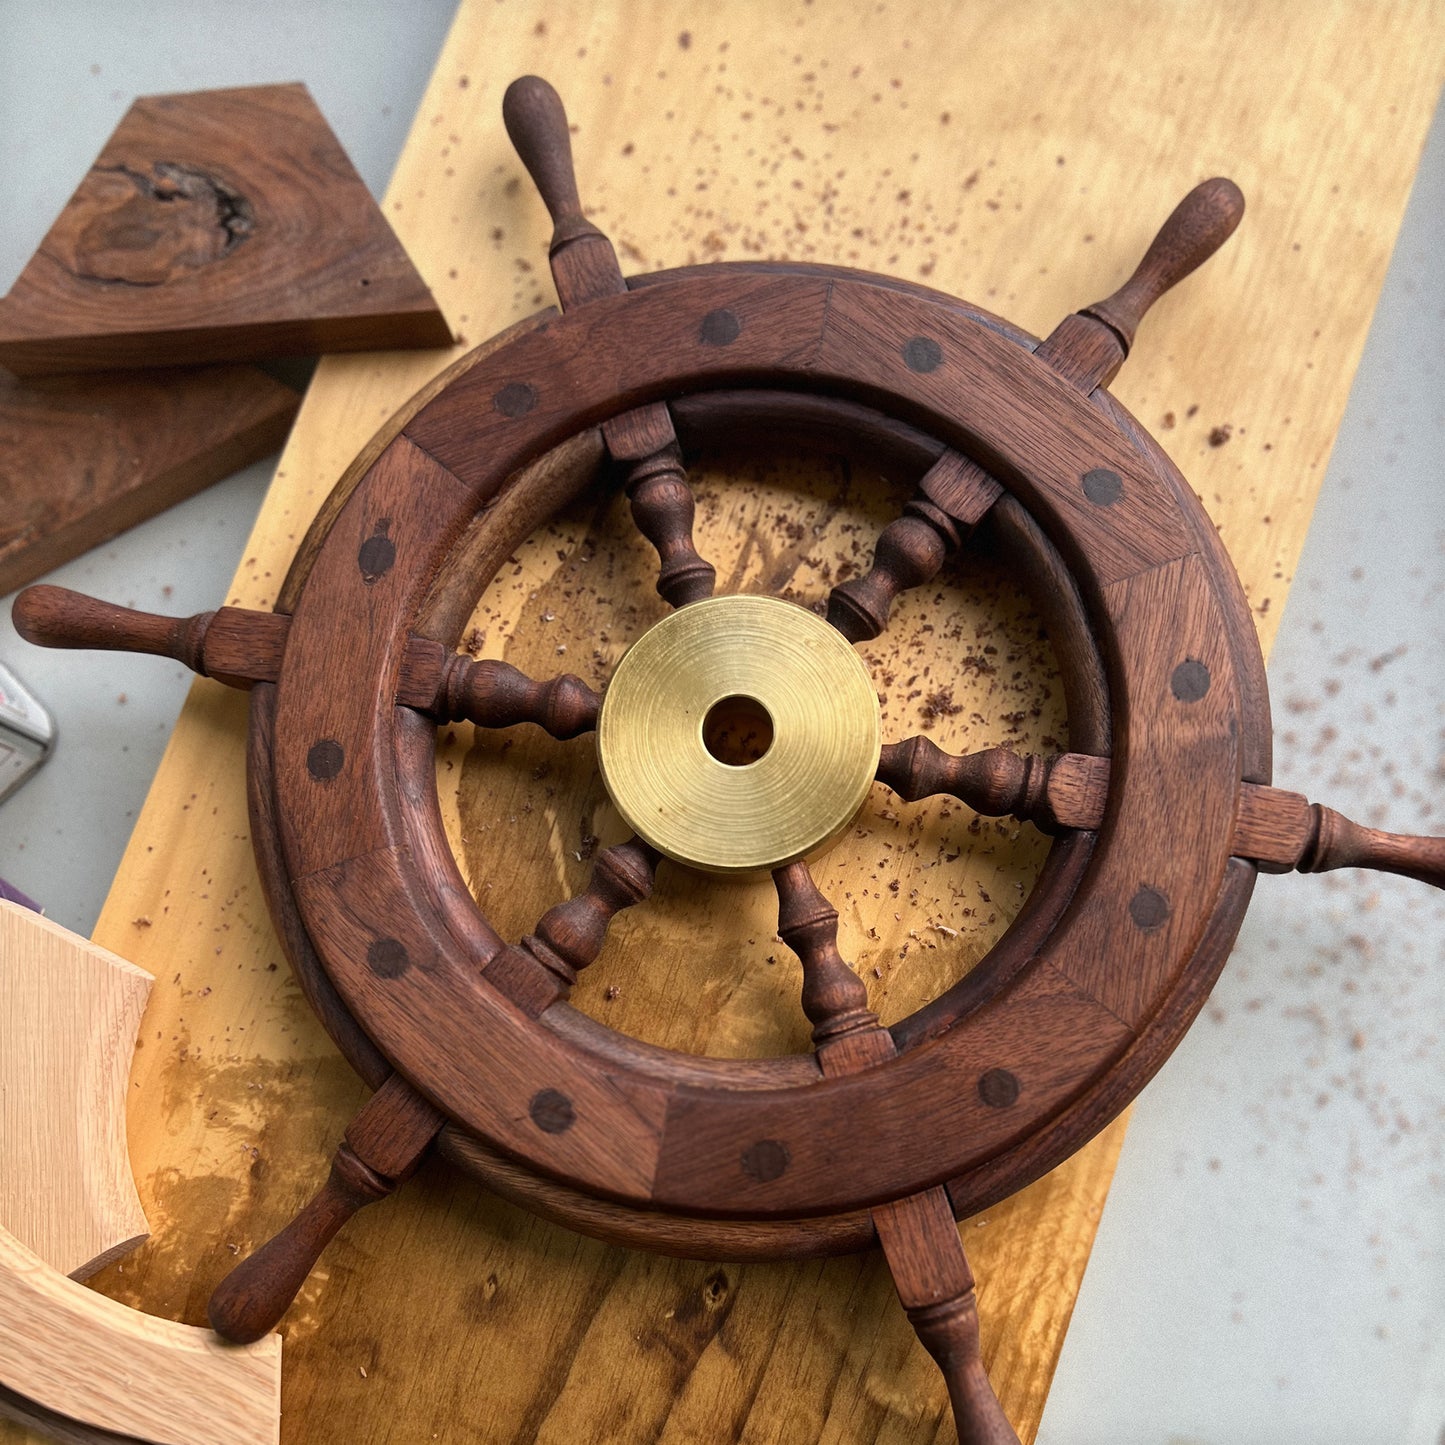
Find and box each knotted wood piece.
[485,838,661,1015]
[0,84,450,376]
[1036,177,1246,391]
[503,74,716,608]
[208,1073,445,1345]
[773,862,1020,1444]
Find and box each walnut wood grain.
[208,1074,444,1344]
[0,85,450,375]
[0,366,297,596]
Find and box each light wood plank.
[0,1222,279,1445]
[0,901,150,1281]
[13,5,1436,1444]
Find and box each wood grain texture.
[0,366,297,597]
[0,85,451,376]
[0,902,150,1281]
[27,6,1440,1445]
[0,1222,279,1445]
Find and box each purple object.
[0,877,40,913]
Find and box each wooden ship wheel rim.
[17,76,1441,1435]
[253,258,1264,1231]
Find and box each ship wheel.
[16,77,1444,1444]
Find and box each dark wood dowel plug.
[1082,177,1245,353]
[13,584,213,671]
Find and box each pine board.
[11,3,1440,1443]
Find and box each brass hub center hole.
[701,694,775,767]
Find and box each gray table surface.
[0,6,1440,1442]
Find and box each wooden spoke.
[1036,177,1245,391]
[209,1073,444,1344]
[772,860,880,1052]
[485,837,661,1015]
[877,734,1109,833]
[874,1190,1021,1445]
[12,584,287,690]
[771,862,1019,1443]
[503,76,715,608]
[827,450,1002,642]
[430,652,600,739]
[1234,783,1445,889]
[604,404,717,608]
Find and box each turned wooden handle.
[1083,177,1244,350]
[13,585,211,672]
[503,75,586,231]
[1303,806,1445,890]
[437,655,600,737]
[208,1144,387,1343]
[909,1297,1020,1445]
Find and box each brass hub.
[597,595,881,874]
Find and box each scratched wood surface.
[10,4,1438,1443]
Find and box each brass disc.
[596,594,881,874]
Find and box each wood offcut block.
[0,84,454,376]
[0,365,298,596]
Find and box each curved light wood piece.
[0,901,149,1281]
[0,1222,279,1445]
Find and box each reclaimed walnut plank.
[0,85,451,376]
[0,366,298,597]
